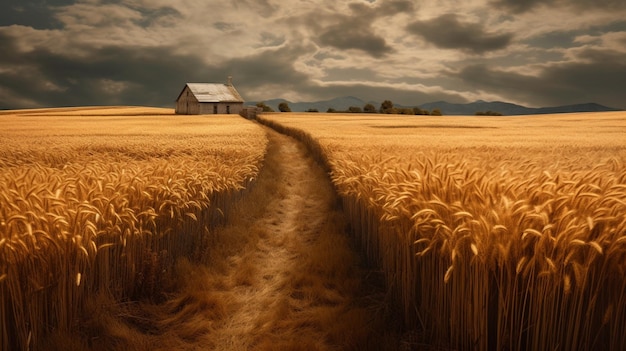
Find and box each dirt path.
[61,129,399,351]
[196,129,390,350]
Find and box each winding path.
[199,129,388,350]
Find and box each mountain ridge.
[249,97,621,115]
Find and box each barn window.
[226,105,230,114]
[213,105,218,114]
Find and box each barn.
[175,77,244,115]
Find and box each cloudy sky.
[1,0,625,109]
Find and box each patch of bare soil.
[51,129,403,351]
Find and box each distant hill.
[417,100,532,115]
[532,103,621,115]
[417,101,621,115]
[248,97,621,115]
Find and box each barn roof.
[177,83,244,103]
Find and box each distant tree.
[475,110,502,116]
[414,107,431,115]
[306,108,319,112]
[278,102,291,112]
[380,100,394,114]
[348,106,363,113]
[399,108,415,115]
[431,108,443,116]
[327,107,337,113]
[363,103,377,113]
[256,102,274,112]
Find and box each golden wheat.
[0,107,267,350]
[258,111,626,350]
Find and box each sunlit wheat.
[0,108,267,350]
[259,111,626,350]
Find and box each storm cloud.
[407,14,514,54]
[492,0,626,13]
[318,22,393,58]
[0,0,625,110]
[310,1,415,58]
[457,49,626,108]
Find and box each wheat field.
[0,107,267,350]
[258,111,626,350]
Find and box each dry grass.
[0,107,267,350]
[258,111,626,350]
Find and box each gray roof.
[178,83,244,103]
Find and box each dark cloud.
[379,0,416,15]
[214,22,237,32]
[312,1,413,58]
[522,21,626,51]
[132,6,181,28]
[217,45,314,90]
[456,49,626,109]
[523,31,578,49]
[318,22,393,58]
[491,0,626,13]
[406,14,514,54]
[490,0,544,13]
[0,0,74,29]
[0,33,205,108]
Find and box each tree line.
[256,100,443,115]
